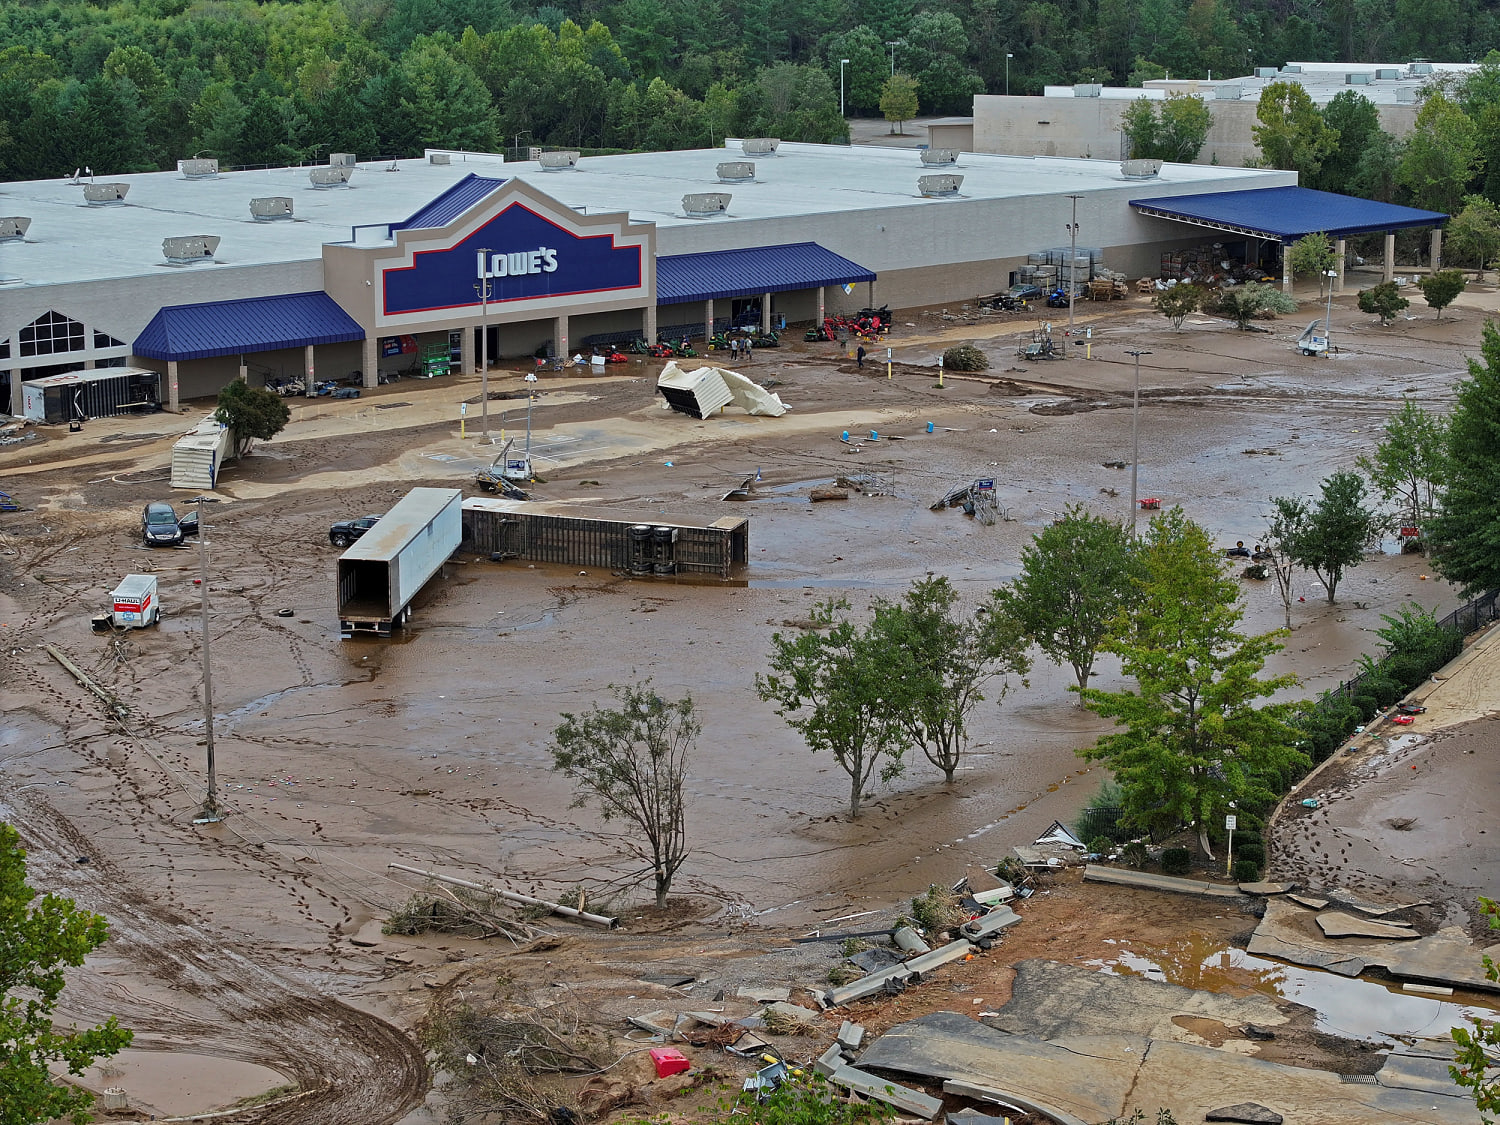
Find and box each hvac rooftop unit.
[918,174,963,197]
[1120,159,1163,179]
[330,152,356,166]
[682,192,731,218]
[1254,67,1279,78]
[309,166,354,188]
[250,196,294,221]
[717,161,755,183]
[430,153,451,165]
[162,235,220,264]
[920,148,958,166]
[741,138,779,156]
[1282,65,1302,73]
[1410,60,1434,75]
[1376,68,1401,80]
[178,158,219,178]
[83,183,129,205]
[1073,83,1102,97]
[1346,72,1372,85]
[1396,88,1417,103]
[539,150,580,170]
[0,216,30,241]
[1214,84,1243,99]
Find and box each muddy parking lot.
[2,287,1496,1120]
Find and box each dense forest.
[2,0,1500,184]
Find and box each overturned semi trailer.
[462,498,748,580]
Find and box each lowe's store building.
[0,142,1445,417]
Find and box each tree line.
[5,0,1500,182]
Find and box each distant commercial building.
[971,61,1479,167]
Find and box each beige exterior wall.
[928,123,976,153]
[973,94,1420,167]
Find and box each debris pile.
[656,361,787,418]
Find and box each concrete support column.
[84,359,96,370]
[167,360,181,412]
[761,291,772,334]
[868,280,876,308]
[237,362,248,383]
[303,344,316,396]
[704,298,714,342]
[643,304,657,344]
[553,314,569,360]
[460,322,476,375]
[1281,240,1292,295]
[1334,238,1346,292]
[1384,232,1396,283]
[1430,227,1443,272]
[362,337,378,389]
[818,286,826,324]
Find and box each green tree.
[1154,282,1202,330]
[1397,92,1479,217]
[1358,281,1409,325]
[1450,896,1499,1120]
[993,505,1140,696]
[1287,232,1336,297]
[1447,196,1500,280]
[398,38,495,151]
[1350,128,1405,203]
[825,25,886,114]
[549,681,694,908]
[1426,320,1500,596]
[878,72,918,134]
[1120,97,1160,160]
[1252,81,1338,179]
[1275,470,1377,604]
[1,822,133,1125]
[1078,508,1304,857]
[1122,93,1213,163]
[1212,281,1297,330]
[757,598,907,818]
[1419,268,1467,320]
[214,380,290,458]
[1356,399,1448,536]
[1263,497,1308,629]
[1317,89,1381,194]
[868,576,1030,783]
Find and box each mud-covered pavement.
[2,285,1496,1119]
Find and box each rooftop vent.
[741,138,779,156]
[1121,158,1163,179]
[1346,72,1372,85]
[1410,60,1434,75]
[309,166,354,189]
[250,196,294,221]
[1376,68,1400,80]
[0,216,30,241]
[918,174,963,197]
[920,148,958,166]
[430,153,451,165]
[1282,65,1302,73]
[1254,66,1279,78]
[330,152,356,166]
[83,183,129,205]
[162,235,220,265]
[1214,84,1243,99]
[1396,87,1417,103]
[539,150,580,171]
[717,161,755,183]
[178,158,219,179]
[1073,83,1102,97]
[682,192,730,218]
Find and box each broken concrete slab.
[815,1042,845,1077]
[737,984,790,1003]
[849,947,903,973]
[1331,890,1429,916]
[1316,911,1420,940]
[946,1112,1009,1125]
[1082,864,1246,898]
[904,937,980,975]
[1288,894,1330,909]
[1205,1103,1284,1124]
[1376,1047,1473,1098]
[959,906,1022,940]
[964,865,1007,894]
[829,1063,943,1119]
[627,1010,679,1038]
[942,1080,1088,1125]
[351,919,387,946]
[825,965,916,1006]
[1237,881,1293,896]
[1247,899,1369,977]
[837,1020,865,1052]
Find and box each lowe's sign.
[382,202,643,317]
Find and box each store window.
[20,311,86,357]
[94,329,124,349]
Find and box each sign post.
[938,353,944,388]
[1225,813,1237,877]
[460,400,468,439]
[886,347,892,381]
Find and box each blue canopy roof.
[393,173,506,232]
[1130,186,1447,240]
[658,242,875,305]
[134,292,364,361]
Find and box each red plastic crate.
[649,1047,690,1078]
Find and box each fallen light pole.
[388,863,617,927]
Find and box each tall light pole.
[193,495,222,823]
[840,58,850,118]
[886,40,901,76]
[1065,194,1082,335]
[474,249,493,442]
[1126,350,1151,536]
[1323,268,1337,354]
[1006,52,1014,96]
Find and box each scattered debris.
[1206,1104,1284,1124]
[1314,911,1420,940]
[827,1062,943,1119]
[810,487,849,502]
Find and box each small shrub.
[1233,858,1262,882]
[909,884,963,930]
[942,344,989,371]
[1161,847,1192,875]
[1235,840,1265,866]
[1122,841,1150,868]
[827,964,859,986]
[1088,836,1113,856]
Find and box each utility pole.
[1006,52,1014,96]
[1065,195,1082,336]
[475,249,493,442]
[193,495,221,823]
[1126,350,1151,536]
[840,59,850,119]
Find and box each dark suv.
[329,515,380,548]
[142,501,198,547]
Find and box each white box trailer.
[170,414,236,489]
[337,487,462,638]
[110,574,161,628]
[22,368,162,424]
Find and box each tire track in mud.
[2,793,428,1125]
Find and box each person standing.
[745,337,753,360]
[857,344,866,368]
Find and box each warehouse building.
[0,141,1440,418]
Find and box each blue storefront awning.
[134,292,365,361]
[1130,186,1448,241]
[658,242,876,305]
